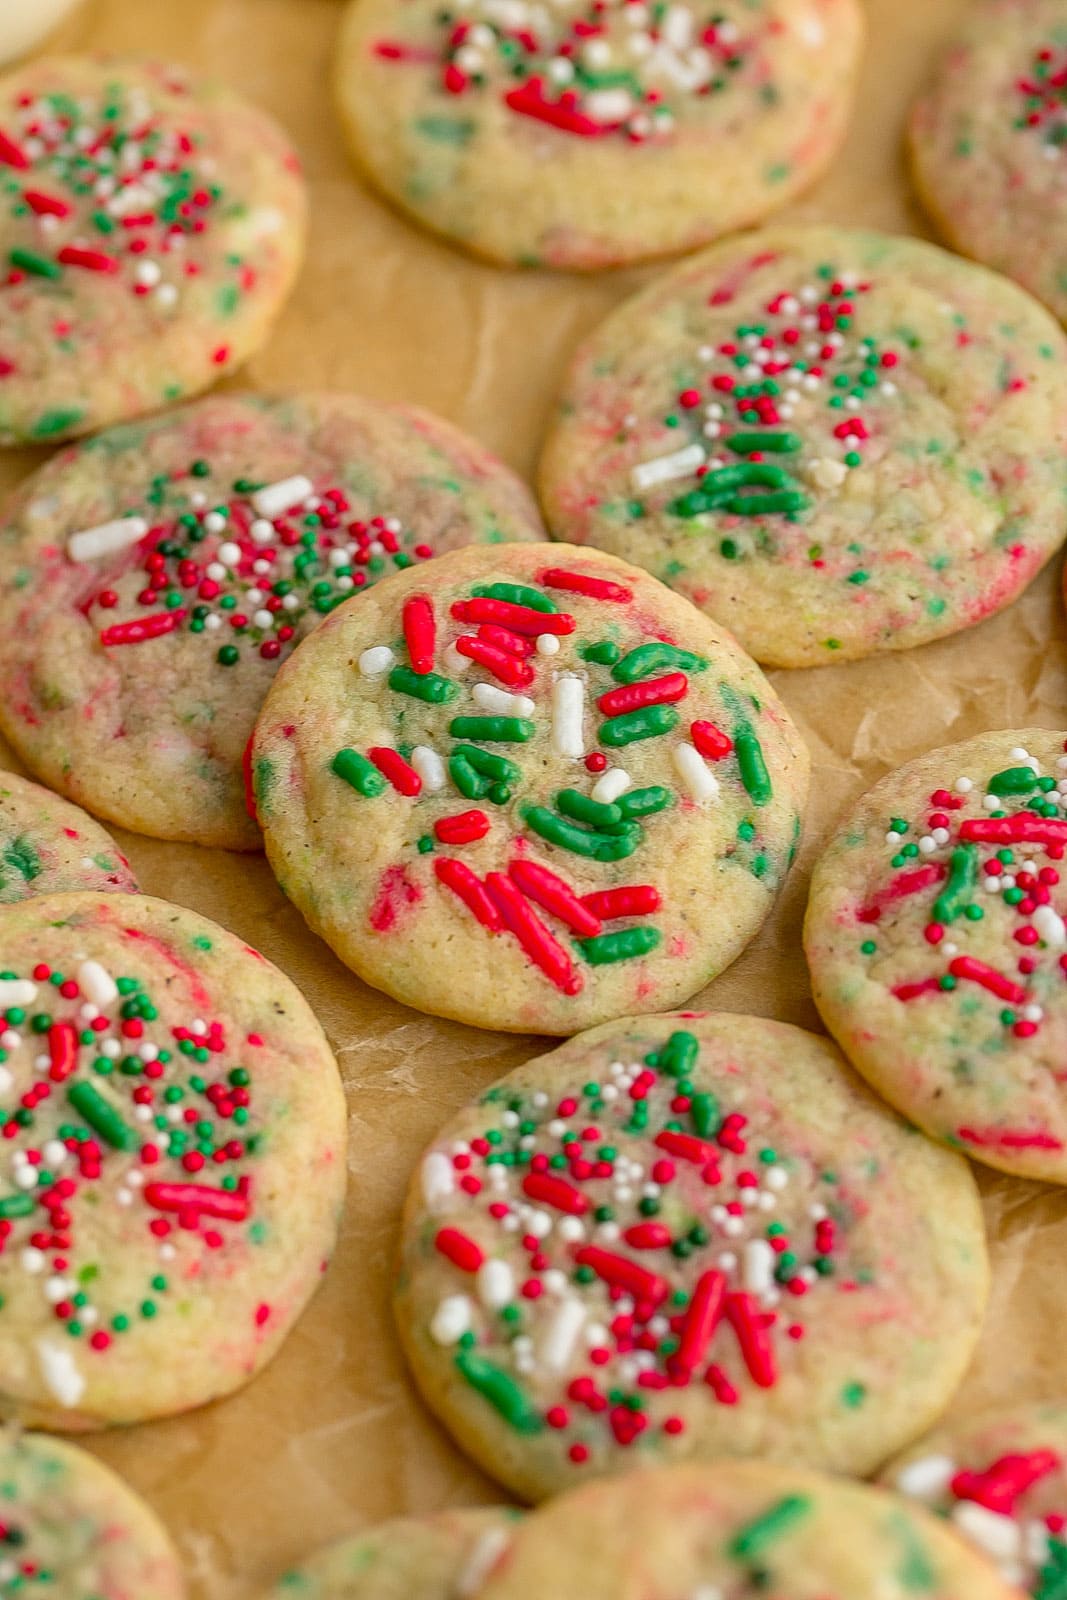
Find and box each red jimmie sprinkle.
[508,858,601,937]
[455,635,535,688]
[672,1269,727,1373]
[951,1451,1060,1516]
[484,872,583,995]
[435,809,490,845]
[579,885,661,920]
[960,815,1067,847]
[573,1245,668,1307]
[368,747,422,797]
[521,1171,590,1215]
[23,189,71,218]
[57,244,119,273]
[690,720,734,760]
[541,568,634,602]
[402,594,436,675]
[434,1226,484,1272]
[623,1222,672,1249]
[0,130,29,169]
[101,611,186,647]
[654,1128,718,1165]
[857,862,947,924]
[725,1291,777,1387]
[948,955,1026,1005]
[47,1021,79,1083]
[598,673,688,718]
[451,597,576,636]
[434,856,502,930]
[143,1183,250,1221]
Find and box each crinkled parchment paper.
[2,0,1065,1593]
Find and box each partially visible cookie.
[806,728,1067,1182]
[884,1401,1067,1594]
[0,392,542,850]
[0,1431,184,1599]
[909,0,1067,325]
[395,1012,987,1502]
[0,0,82,66]
[263,1509,518,1600]
[335,0,863,270]
[475,1461,1021,1600]
[254,543,810,1034]
[0,769,136,902]
[540,224,1067,666]
[0,55,305,444]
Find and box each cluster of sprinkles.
[0,954,265,1408]
[627,262,900,552]
[417,1030,860,1465]
[330,567,776,995]
[66,465,433,667]
[1015,45,1067,157]
[374,1,758,142]
[895,1444,1067,1596]
[853,740,1067,1152]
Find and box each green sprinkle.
[735,730,772,806]
[67,1082,136,1151]
[556,789,623,829]
[580,640,621,665]
[31,407,84,438]
[725,431,801,454]
[452,745,521,784]
[522,807,641,861]
[576,927,662,964]
[10,247,61,279]
[988,765,1039,796]
[659,1031,699,1078]
[615,785,673,820]
[0,1194,35,1220]
[471,582,557,613]
[933,844,978,924]
[690,1092,719,1137]
[454,1349,543,1432]
[729,1495,811,1559]
[389,666,458,703]
[600,705,679,747]
[449,716,534,743]
[612,643,708,683]
[331,749,387,798]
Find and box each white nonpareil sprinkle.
[67,516,147,564]
[536,633,561,658]
[630,442,706,491]
[951,1502,1021,1561]
[36,1339,85,1408]
[0,980,36,1009]
[477,1258,514,1310]
[807,457,848,491]
[1033,904,1067,947]
[250,475,314,520]
[741,1238,776,1297]
[592,767,632,805]
[76,960,118,1008]
[672,741,720,804]
[537,1295,587,1372]
[552,674,585,758]
[473,683,535,719]
[358,645,395,678]
[690,1589,724,1600]
[429,1294,471,1346]
[893,1454,956,1500]
[585,88,633,123]
[456,1526,512,1598]
[420,1151,454,1208]
[411,746,446,793]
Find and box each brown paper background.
[2,0,1066,1592]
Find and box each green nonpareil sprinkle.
[600,705,679,747]
[389,666,458,704]
[331,749,387,798]
[576,927,662,964]
[612,642,709,684]
[728,1494,812,1559]
[67,1081,137,1151]
[454,1349,543,1433]
[449,716,535,743]
[933,843,978,924]
[735,729,772,807]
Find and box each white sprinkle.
[76,960,118,1008]
[250,475,314,520]
[420,1151,454,1208]
[217,541,241,567]
[537,1296,587,1373]
[36,1339,84,1408]
[204,512,227,536]
[67,517,147,564]
[0,980,36,1009]
[955,777,974,794]
[358,646,395,678]
[585,88,633,123]
[477,1259,514,1310]
[764,1166,788,1192]
[411,747,446,792]
[154,283,178,310]
[134,259,161,288]
[457,1527,512,1597]
[557,1216,585,1243]
[742,1238,776,1296]
[951,1502,1021,1561]
[21,1248,45,1274]
[591,768,631,805]
[472,683,535,719]
[807,457,848,491]
[1033,904,1067,947]
[552,674,585,758]
[536,633,561,658]
[430,1294,471,1346]
[894,1449,954,1501]
[630,442,705,491]
[672,742,720,804]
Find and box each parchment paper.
[2,0,1065,1593]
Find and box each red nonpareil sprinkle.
[451,597,576,636]
[573,1245,668,1306]
[484,872,583,995]
[434,1226,485,1272]
[47,1021,79,1083]
[435,809,490,845]
[368,747,422,797]
[434,856,502,930]
[100,610,186,647]
[672,1269,726,1373]
[521,1171,589,1215]
[402,594,436,675]
[725,1291,777,1387]
[57,245,119,273]
[597,673,688,718]
[949,955,1027,1005]
[579,885,661,920]
[541,567,633,602]
[455,635,535,688]
[690,720,733,760]
[143,1183,249,1221]
[508,858,601,937]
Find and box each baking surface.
[3,0,1067,1595]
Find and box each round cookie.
[0,392,543,851]
[474,1460,1020,1600]
[253,544,810,1034]
[0,55,305,445]
[884,1401,1067,1594]
[394,1012,987,1502]
[264,1509,518,1599]
[909,0,1067,327]
[804,728,1067,1182]
[0,890,347,1430]
[0,771,137,902]
[0,1431,184,1599]
[0,1,82,68]
[334,0,864,271]
[539,224,1067,667]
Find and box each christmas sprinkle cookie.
[884,1401,1067,1595]
[0,1431,185,1599]
[540,224,1067,666]
[474,1461,1020,1599]
[804,728,1067,1183]
[0,56,305,445]
[394,1012,987,1501]
[0,393,541,851]
[263,1508,518,1599]
[909,0,1067,327]
[334,0,863,270]
[0,771,136,903]
[0,890,347,1430]
[253,544,809,1034]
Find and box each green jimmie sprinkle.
[523,807,642,861]
[933,844,978,924]
[576,927,662,964]
[471,582,557,612]
[599,705,679,747]
[331,749,387,798]
[455,1349,543,1433]
[612,642,709,684]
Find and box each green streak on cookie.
[988,765,1039,796]
[454,1349,543,1433]
[68,1081,137,1151]
[331,749,387,798]
[728,1494,811,1559]
[599,706,678,747]
[253,757,276,812]
[3,838,41,883]
[887,1511,937,1592]
[471,582,557,613]
[734,730,772,807]
[31,407,85,439]
[932,844,978,924]
[612,643,708,683]
[576,926,661,964]
[415,116,476,145]
[389,666,459,704]
[216,282,241,316]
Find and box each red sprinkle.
[402,595,436,676]
[540,567,634,602]
[508,858,601,937]
[690,720,734,760]
[484,873,583,996]
[434,856,502,930]
[598,673,688,718]
[435,809,490,845]
[434,1226,484,1272]
[368,747,422,797]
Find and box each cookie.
[0,1,82,67]
[539,224,1067,667]
[474,1460,1020,1600]
[0,770,136,902]
[263,1509,518,1600]
[0,56,305,445]
[909,0,1067,327]
[884,1401,1067,1595]
[0,1431,184,1599]
[394,1012,987,1501]
[0,392,542,851]
[0,890,347,1429]
[804,728,1067,1182]
[334,0,863,271]
[253,544,809,1034]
